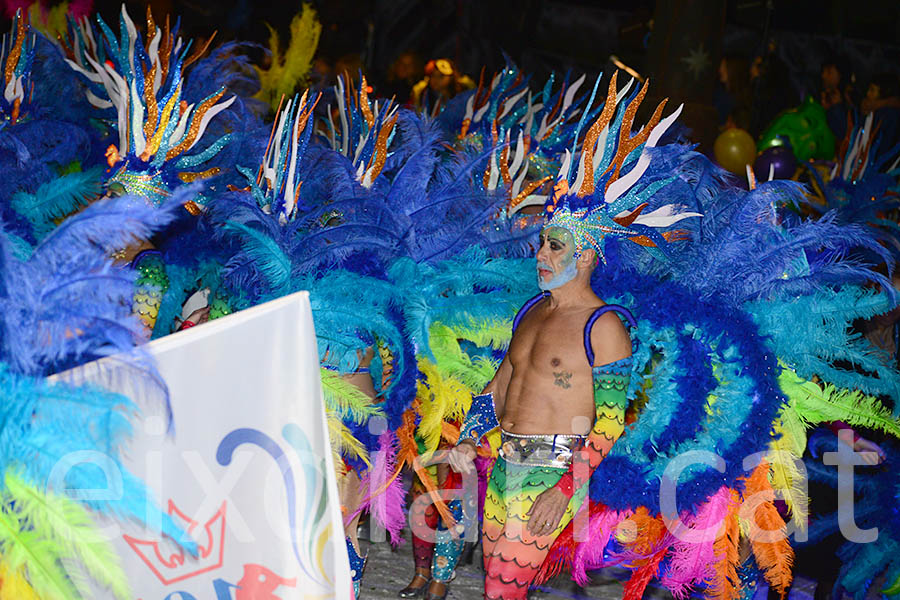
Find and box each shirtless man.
[449,223,633,599]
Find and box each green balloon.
[758,96,835,162]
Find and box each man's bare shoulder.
[589,310,631,366]
[510,296,550,336]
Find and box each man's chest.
[508,315,591,384]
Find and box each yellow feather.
[326,410,369,468]
[254,5,322,112]
[0,562,40,600]
[765,430,809,532]
[320,368,384,425]
[416,359,470,454]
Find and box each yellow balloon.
[714,128,757,175]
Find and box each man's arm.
[559,314,630,490]
[448,354,512,473]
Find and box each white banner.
[55,292,351,600]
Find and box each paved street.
[356,532,826,600]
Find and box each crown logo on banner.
[124,500,227,585]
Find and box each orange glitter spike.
[183,30,217,69]
[142,62,159,140]
[499,144,512,188]
[5,13,27,87]
[459,117,471,138]
[158,15,172,84]
[359,77,375,128]
[145,6,156,53]
[296,91,321,140]
[508,175,552,211]
[165,89,226,161]
[577,71,619,197]
[364,113,398,183]
[603,80,669,191]
[612,202,648,227]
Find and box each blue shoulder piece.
[584,304,637,367]
[512,292,549,334]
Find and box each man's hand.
[853,437,887,465]
[526,487,568,537]
[185,306,211,325]
[448,440,476,474]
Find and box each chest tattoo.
[553,370,573,389]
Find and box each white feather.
[148,29,162,93]
[508,130,526,181]
[167,102,194,154]
[130,78,146,156]
[605,103,683,203]
[508,194,547,215]
[561,73,586,114]
[629,205,702,227]
[488,148,500,190]
[336,78,350,156]
[473,99,490,123]
[282,110,302,217]
[121,5,138,79]
[498,87,528,120]
[463,94,474,122]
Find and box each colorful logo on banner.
[125,424,334,599]
[124,500,227,584]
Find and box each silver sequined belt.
[499,430,585,469]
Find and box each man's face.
[822,65,840,89]
[536,226,577,290]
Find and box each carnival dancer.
[448,210,639,598]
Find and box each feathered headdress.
[60,5,234,207]
[1,10,35,124]
[543,72,700,262]
[320,74,398,189]
[248,90,319,220]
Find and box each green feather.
[778,367,900,437]
[428,323,498,391]
[4,472,131,599]
[320,368,384,425]
[0,499,79,599]
[450,318,514,351]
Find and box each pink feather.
[659,486,736,598]
[571,506,632,584]
[350,431,406,546]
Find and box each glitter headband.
[544,71,701,262]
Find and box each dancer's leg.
[427,499,465,596]
[482,459,585,600]
[400,481,440,596]
[341,470,366,597]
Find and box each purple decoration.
[754,146,798,181]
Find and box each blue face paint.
[537,227,577,290]
[537,257,577,290]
